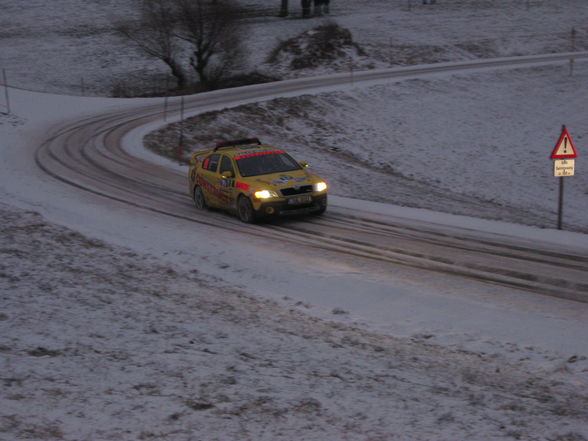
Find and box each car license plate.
[288,195,312,205]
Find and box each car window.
[236,151,301,177]
[219,155,234,175]
[202,154,220,172]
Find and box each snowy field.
[1,201,587,441]
[0,0,587,94]
[1,0,588,440]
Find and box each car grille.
[280,185,313,196]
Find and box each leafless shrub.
[175,0,248,89]
[21,422,64,440]
[548,434,588,441]
[267,21,366,70]
[467,392,486,406]
[115,0,188,89]
[185,399,215,411]
[115,0,248,91]
[27,347,62,357]
[437,411,455,423]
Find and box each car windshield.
[235,150,301,177]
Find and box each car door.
[217,155,237,210]
[198,153,221,207]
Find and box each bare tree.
[175,0,246,89]
[115,0,188,89]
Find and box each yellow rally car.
[188,138,328,222]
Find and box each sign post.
[178,96,185,165]
[2,69,10,114]
[550,125,578,230]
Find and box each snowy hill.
[1,0,587,94]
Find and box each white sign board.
[554,159,575,177]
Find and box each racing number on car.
[220,178,235,189]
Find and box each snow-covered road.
[32,104,588,304]
[35,53,588,301]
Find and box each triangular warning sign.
[551,127,578,159]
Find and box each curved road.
[35,53,588,303]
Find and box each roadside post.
[2,69,10,114]
[550,125,578,230]
[178,96,185,165]
[569,57,575,76]
[163,77,169,122]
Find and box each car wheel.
[312,197,327,216]
[194,186,207,210]
[237,196,256,223]
[313,206,327,216]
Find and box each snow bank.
[1,202,587,441]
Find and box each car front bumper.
[255,194,327,217]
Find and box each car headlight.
[254,189,279,199]
[314,181,328,192]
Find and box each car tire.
[237,196,257,223]
[194,186,207,210]
[312,197,327,216]
[313,206,327,216]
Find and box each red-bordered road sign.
[551,126,578,159]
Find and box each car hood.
[252,169,317,189]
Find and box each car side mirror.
[221,171,234,179]
[299,161,310,168]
